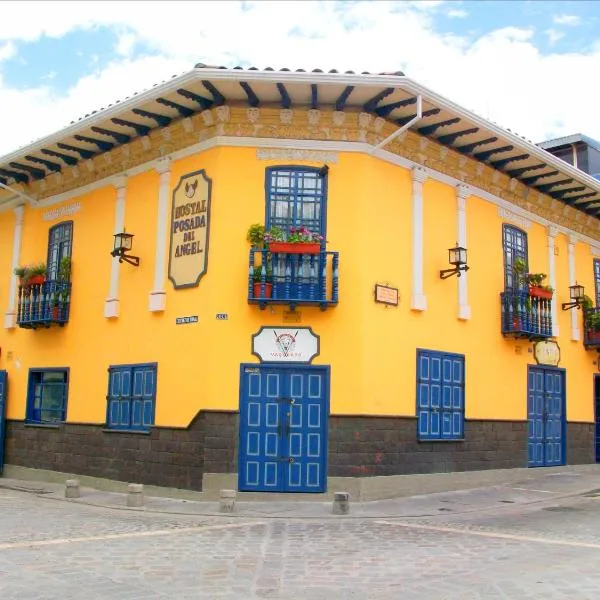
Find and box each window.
[417,350,465,441]
[595,259,600,307]
[106,363,157,431]
[27,369,69,423]
[47,221,73,281]
[502,224,528,291]
[266,166,326,237]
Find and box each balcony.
[500,290,553,339]
[17,280,72,329]
[584,308,600,349]
[248,248,339,310]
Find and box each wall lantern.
[439,243,469,279]
[111,229,140,266]
[561,282,585,311]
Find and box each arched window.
[47,221,73,281]
[502,224,528,291]
[265,166,326,238]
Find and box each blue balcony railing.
[248,248,339,310]
[500,290,552,339]
[17,280,71,329]
[584,308,600,349]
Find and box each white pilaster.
[149,159,171,312]
[104,177,127,319]
[411,166,428,311]
[568,234,580,341]
[548,226,559,337]
[4,204,25,329]
[456,185,471,320]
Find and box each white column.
[149,159,171,312]
[456,184,471,320]
[104,176,127,318]
[548,226,559,337]
[4,204,25,329]
[568,234,580,341]
[411,166,428,311]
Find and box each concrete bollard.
[219,489,237,513]
[127,483,144,507]
[65,479,80,499]
[332,491,350,515]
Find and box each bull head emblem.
[185,180,198,198]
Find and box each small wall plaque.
[375,284,399,306]
[533,341,560,366]
[216,313,228,320]
[283,310,301,323]
[175,315,199,325]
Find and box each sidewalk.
[2,464,599,519]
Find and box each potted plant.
[51,257,72,319]
[27,262,46,286]
[265,225,324,254]
[247,224,266,248]
[252,265,272,299]
[526,272,553,299]
[585,310,600,343]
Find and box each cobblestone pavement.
[2,487,600,599]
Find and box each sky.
[0,0,599,157]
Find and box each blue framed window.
[47,221,73,280]
[106,363,157,431]
[26,369,69,423]
[502,224,528,291]
[417,350,465,441]
[594,259,600,307]
[266,166,326,237]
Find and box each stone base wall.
[4,413,595,490]
[328,418,528,477]
[567,422,595,465]
[4,411,238,491]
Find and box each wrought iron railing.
[583,307,600,348]
[500,290,552,339]
[248,248,339,310]
[17,280,71,329]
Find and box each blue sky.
[0,0,599,154]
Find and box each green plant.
[29,262,46,277]
[58,256,71,282]
[526,272,547,287]
[252,265,272,283]
[582,295,595,311]
[13,266,27,279]
[263,226,285,243]
[264,225,323,244]
[246,224,266,247]
[586,310,600,332]
[13,263,46,284]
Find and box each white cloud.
[447,9,468,19]
[552,14,581,26]
[544,28,565,45]
[0,0,599,156]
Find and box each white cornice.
[4,136,600,250]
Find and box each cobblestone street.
[2,480,600,599]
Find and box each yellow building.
[0,65,599,495]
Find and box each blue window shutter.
[502,224,528,292]
[417,350,465,441]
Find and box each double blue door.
[0,371,7,474]
[239,365,329,493]
[527,366,565,467]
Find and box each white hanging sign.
[252,327,320,363]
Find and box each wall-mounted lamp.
[439,243,469,279]
[111,229,140,266]
[561,282,585,310]
[318,164,329,178]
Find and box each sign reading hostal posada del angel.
[168,169,212,289]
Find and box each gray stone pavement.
[2,468,600,598]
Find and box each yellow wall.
[0,144,597,427]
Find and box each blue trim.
[201,80,226,106]
[176,88,213,110]
[437,127,479,145]
[310,84,318,109]
[25,155,61,173]
[374,97,417,117]
[363,87,395,112]
[334,86,354,111]
[90,126,131,144]
[276,83,291,109]
[240,81,260,107]
[25,367,70,424]
[47,220,73,281]
[502,224,528,292]
[0,370,7,474]
[132,108,172,127]
[73,134,114,152]
[418,117,461,137]
[594,259,600,307]
[57,142,95,160]
[156,98,194,118]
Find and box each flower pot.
[269,242,320,254]
[25,275,45,286]
[529,286,552,299]
[52,306,59,320]
[253,282,272,299]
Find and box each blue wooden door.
[527,366,565,467]
[417,350,464,441]
[239,365,328,493]
[107,364,156,431]
[0,371,7,474]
